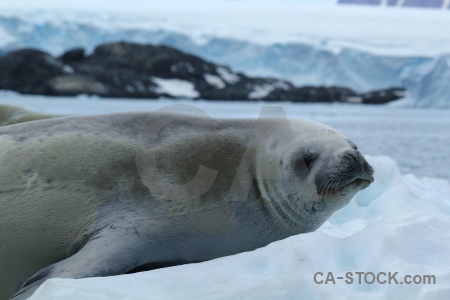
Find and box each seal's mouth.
[314,149,375,197]
[318,176,374,197]
[342,177,373,191]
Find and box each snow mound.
[28,156,450,300]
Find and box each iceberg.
[400,55,450,108]
[1,2,450,107]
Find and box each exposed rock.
[265,86,358,103]
[0,42,405,104]
[59,47,85,63]
[0,49,67,94]
[360,87,406,104]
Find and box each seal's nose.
[314,148,375,196]
[342,150,374,183]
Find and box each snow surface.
[204,74,226,89]
[1,1,450,106]
[0,95,448,299]
[216,68,240,85]
[153,78,199,98]
[249,84,276,99]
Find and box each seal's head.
[255,119,374,232]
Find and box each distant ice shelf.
[0,2,449,107]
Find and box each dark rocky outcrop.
[360,87,406,104]
[0,42,405,104]
[0,49,66,94]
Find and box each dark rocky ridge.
[0,42,404,104]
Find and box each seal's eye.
[293,150,319,173]
[302,151,319,169]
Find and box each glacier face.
[400,55,450,108]
[0,12,448,107]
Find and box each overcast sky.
[0,0,336,12]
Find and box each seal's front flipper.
[12,225,150,300]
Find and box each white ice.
[0,27,15,47]
[1,0,450,56]
[152,78,199,99]
[249,84,275,100]
[204,74,226,89]
[216,68,240,85]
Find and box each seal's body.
[0,112,374,299]
[0,104,54,127]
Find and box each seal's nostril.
[343,151,358,164]
[343,151,374,183]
